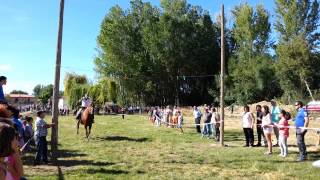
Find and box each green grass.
[23,115,320,180]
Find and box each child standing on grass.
[23,116,34,152]
[177,111,183,133]
[34,111,54,166]
[277,110,289,157]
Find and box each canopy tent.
[305,101,320,112]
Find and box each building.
[6,94,37,106]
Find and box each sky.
[0,0,275,95]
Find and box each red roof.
[8,94,35,98]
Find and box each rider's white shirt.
[81,98,91,107]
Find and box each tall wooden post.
[219,4,225,146]
[51,0,65,159]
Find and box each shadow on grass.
[22,149,87,165]
[93,135,150,142]
[22,149,114,168]
[224,131,244,142]
[86,168,129,175]
[288,144,315,148]
[55,160,115,167]
[58,166,64,180]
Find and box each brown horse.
[76,106,94,138]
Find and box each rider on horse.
[76,93,91,121]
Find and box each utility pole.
[51,0,65,159]
[219,4,225,146]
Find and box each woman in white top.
[242,105,255,147]
[211,107,220,142]
[262,105,273,155]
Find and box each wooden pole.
[219,4,225,146]
[51,0,65,159]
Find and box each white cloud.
[0,64,12,72]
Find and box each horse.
[76,106,94,138]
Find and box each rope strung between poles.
[153,115,320,131]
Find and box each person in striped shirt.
[34,111,54,166]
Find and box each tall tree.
[96,0,220,106]
[64,73,88,109]
[228,3,279,104]
[275,0,320,102]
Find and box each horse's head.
[87,106,94,114]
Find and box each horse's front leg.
[88,125,92,137]
[76,120,80,134]
[85,126,89,138]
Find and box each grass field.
[23,113,320,180]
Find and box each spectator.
[34,111,54,166]
[0,123,23,180]
[242,105,255,147]
[211,107,220,142]
[23,116,34,152]
[277,110,289,157]
[0,76,7,103]
[271,100,281,146]
[177,111,183,133]
[202,107,212,138]
[262,105,273,155]
[256,105,266,147]
[193,106,202,133]
[0,105,24,180]
[9,107,24,148]
[294,101,309,162]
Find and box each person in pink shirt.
[277,110,289,157]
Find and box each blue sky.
[0,0,275,94]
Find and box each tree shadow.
[55,160,115,167]
[58,166,64,180]
[22,149,87,166]
[86,168,129,175]
[288,144,315,148]
[93,135,150,142]
[22,149,114,168]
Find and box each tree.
[33,84,42,96]
[275,0,320,103]
[228,3,280,104]
[88,79,109,107]
[39,85,53,104]
[10,90,28,95]
[32,84,54,104]
[95,0,220,106]
[108,80,117,103]
[64,73,89,109]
